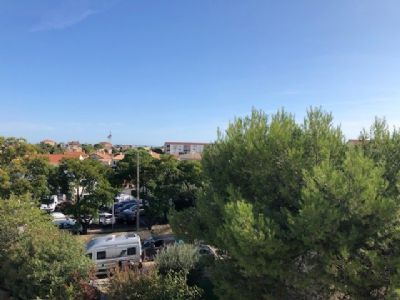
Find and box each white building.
[164,142,208,155]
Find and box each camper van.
[86,233,142,275]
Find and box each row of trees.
[113,150,203,224]
[0,137,203,231]
[170,108,400,299]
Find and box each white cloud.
[29,0,119,32]
[30,9,98,32]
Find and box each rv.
[86,233,142,275]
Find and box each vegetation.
[57,158,115,232]
[108,244,203,300]
[155,243,200,274]
[0,195,95,299]
[170,108,400,299]
[108,268,202,300]
[2,108,400,299]
[114,149,203,225]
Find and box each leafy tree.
[113,149,203,225]
[359,118,400,198]
[0,195,94,299]
[289,149,400,298]
[0,137,38,166]
[57,158,115,232]
[37,142,64,154]
[146,157,203,224]
[113,149,157,196]
[81,144,95,154]
[0,157,54,200]
[171,108,400,299]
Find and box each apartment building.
[164,142,208,155]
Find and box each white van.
[86,233,142,275]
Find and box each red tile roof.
[40,152,87,165]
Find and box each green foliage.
[0,137,38,165]
[0,156,54,200]
[108,268,202,300]
[37,142,65,154]
[0,137,54,200]
[0,195,94,299]
[171,108,400,299]
[155,243,200,274]
[81,143,95,154]
[57,158,115,230]
[114,150,203,225]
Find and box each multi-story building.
[40,139,56,146]
[164,142,208,155]
[66,141,82,152]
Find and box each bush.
[108,268,202,300]
[0,195,95,299]
[155,243,200,274]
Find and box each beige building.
[164,142,208,155]
[40,139,56,146]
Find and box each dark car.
[142,235,180,260]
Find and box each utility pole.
[136,149,140,232]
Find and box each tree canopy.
[0,195,94,299]
[170,108,400,299]
[57,158,115,231]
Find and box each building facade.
[164,142,208,155]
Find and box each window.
[87,253,92,260]
[127,247,136,255]
[119,250,127,257]
[97,251,106,260]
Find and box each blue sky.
[0,0,399,145]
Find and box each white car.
[50,212,67,220]
[40,195,59,212]
[51,213,83,234]
[96,212,115,226]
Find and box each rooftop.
[86,233,140,251]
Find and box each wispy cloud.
[29,0,119,32]
[30,9,98,32]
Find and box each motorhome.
[86,233,142,275]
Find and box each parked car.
[142,235,181,260]
[93,212,115,226]
[115,193,135,202]
[116,203,138,220]
[120,207,138,223]
[50,212,67,220]
[53,217,83,235]
[40,195,59,212]
[198,244,218,258]
[114,200,136,215]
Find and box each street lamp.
[136,149,140,232]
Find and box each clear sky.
[1,0,400,145]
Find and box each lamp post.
[136,149,140,232]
